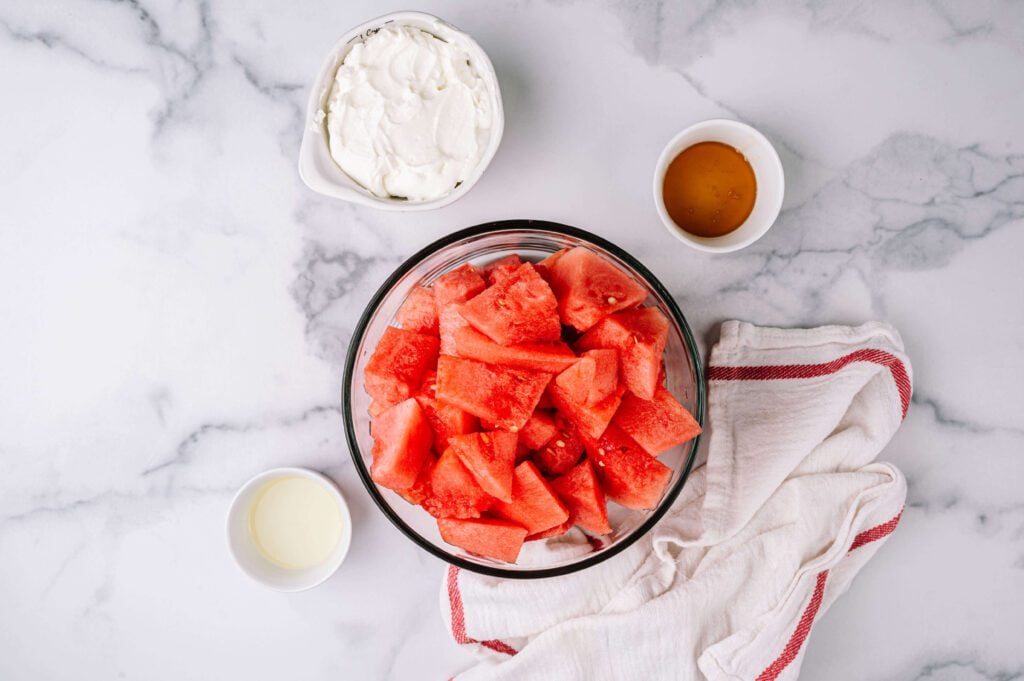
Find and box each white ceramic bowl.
[226,467,352,591]
[653,119,784,253]
[297,11,505,211]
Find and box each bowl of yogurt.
[298,12,504,210]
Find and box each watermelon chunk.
[545,246,648,331]
[460,263,562,345]
[585,424,671,510]
[438,304,469,356]
[370,398,434,491]
[576,307,669,400]
[454,326,577,374]
[438,517,528,563]
[397,454,436,505]
[550,459,611,535]
[364,327,440,409]
[436,356,551,431]
[448,431,518,503]
[483,254,522,286]
[553,350,618,406]
[422,448,494,518]
[548,379,625,440]
[395,286,438,334]
[533,413,585,476]
[414,392,479,453]
[613,386,702,456]
[433,264,486,307]
[518,409,558,450]
[491,461,570,535]
[526,518,574,541]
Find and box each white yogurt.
[324,24,493,202]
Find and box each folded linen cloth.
[441,321,912,681]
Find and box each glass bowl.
[342,220,705,578]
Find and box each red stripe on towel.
[446,565,517,656]
[708,348,912,419]
[755,510,904,680]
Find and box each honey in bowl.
[662,141,757,238]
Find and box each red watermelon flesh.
[438,304,469,356]
[545,246,648,331]
[491,461,570,535]
[448,431,518,503]
[577,307,669,400]
[533,413,585,476]
[459,263,562,346]
[433,264,486,307]
[550,458,611,535]
[370,398,434,492]
[484,254,522,286]
[422,448,494,519]
[526,518,574,541]
[395,286,438,334]
[397,453,436,505]
[548,379,625,440]
[613,386,702,456]
[436,356,551,431]
[438,517,528,563]
[364,326,440,409]
[414,393,478,453]
[454,326,577,374]
[585,424,671,510]
[583,349,618,404]
[518,409,558,450]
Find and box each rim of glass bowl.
[342,220,706,579]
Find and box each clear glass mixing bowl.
[343,220,705,578]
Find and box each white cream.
[324,24,493,202]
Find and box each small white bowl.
[653,119,784,253]
[226,467,352,592]
[297,11,505,211]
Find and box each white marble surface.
[2,1,1022,679]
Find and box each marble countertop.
[2,1,1023,679]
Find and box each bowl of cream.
[298,12,504,210]
[226,467,352,591]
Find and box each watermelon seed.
[607,296,617,305]
[481,433,490,444]
[555,440,565,448]
[598,461,606,467]
[598,448,605,456]
[509,425,518,432]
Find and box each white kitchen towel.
[440,320,912,681]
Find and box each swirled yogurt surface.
[324,24,493,201]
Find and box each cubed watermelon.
[526,518,574,541]
[448,431,518,503]
[438,304,469,356]
[576,307,669,400]
[518,409,558,450]
[433,264,486,307]
[491,461,570,535]
[422,448,494,519]
[585,424,671,510]
[414,392,479,453]
[483,254,522,286]
[613,386,702,456]
[533,413,585,476]
[370,398,434,491]
[545,246,648,331]
[548,379,625,441]
[395,286,438,334]
[436,356,552,431]
[397,453,436,505]
[454,326,578,374]
[438,517,528,563]
[460,263,562,345]
[550,458,611,535]
[364,327,440,409]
